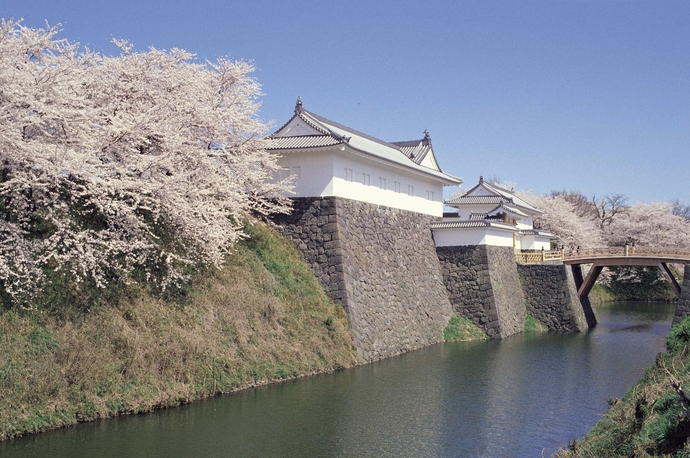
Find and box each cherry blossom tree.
[523,193,604,249]
[549,190,597,220]
[0,20,291,307]
[604,203,690,248]
[601,202,690,299]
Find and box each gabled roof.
[445,176,542,215]
[519,229,555,237]
[267,98,461,185]
[469,212,489,220]
[487,202,529,218]
[447,195,504,205]
[430,219,518,232]
[390,131,440,171]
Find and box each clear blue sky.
[3,0,688,204]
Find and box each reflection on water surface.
[2,302,676,457]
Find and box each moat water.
[2,302,676,457]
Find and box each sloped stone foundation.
[436,245,525,338]
[517,263,588,332]
[275,197,453,363]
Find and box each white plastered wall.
[519,235,551,251]
[432,227,516,247]
[276,147,446,216]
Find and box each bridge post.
[570,264,597,328]
[659,262,682,297]
[673,265,690,325]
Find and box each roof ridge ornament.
[295,96,303,115]
[423,129,431,145]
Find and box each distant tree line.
[521,189,690,301]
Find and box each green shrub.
[558,315,690,457]
[667,316,690,355]
[443,315,488,342]
[524,314,548,332]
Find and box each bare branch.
[593,193,628,228]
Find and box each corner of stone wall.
[673,265,690,325]
[486,246,526,337]
[517,263,588,332]
[274,197,453,364]
[335,199,453,363]
[271,197,349,307]
[437,245,525,339]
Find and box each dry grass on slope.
[0,221,357,440]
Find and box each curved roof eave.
[267,104,462,186]
[341,143,462,185]
[272,142,462,185]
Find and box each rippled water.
[2,302,676,457]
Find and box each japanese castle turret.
[267,98,462,216]
[267,99,461,362]
[432,176,554,250]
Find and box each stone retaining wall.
[274,197,453,363]
[517,264,588,332]
[436,245,525,338]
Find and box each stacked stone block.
[436,245,525,338]
[517,264,588,332]
[275,197,453,363]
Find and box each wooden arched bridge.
[516,246,690,299]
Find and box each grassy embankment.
[588,264,685,304]
[0,221,358,441]
[524,314,549,332]
[558,316,690,457]
[443,313,547,342]
[443,315,489,342]
[589,284,618,303]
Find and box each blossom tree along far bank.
[0,20,292,307]
[518,190,690,251]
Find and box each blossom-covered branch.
[0,20,292,307]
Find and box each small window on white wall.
[407,185,414,196]
[276,167,290,181]
[379,177,386,190]
[362,173,370,186]
[394,181,401,193]
[426,190,434,201]
[344,168,353,182]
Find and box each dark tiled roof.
[444,178,542,215]
[430,220,517,231]
[266,101,462,185]
[519,229,555,237]
[445,195,505,205]
[488,202,529,218]
[391,138,432,166]
[266,135,344,149]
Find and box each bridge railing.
[515,250,564,264]
[564,246,690,260]
[515,246,690,264]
